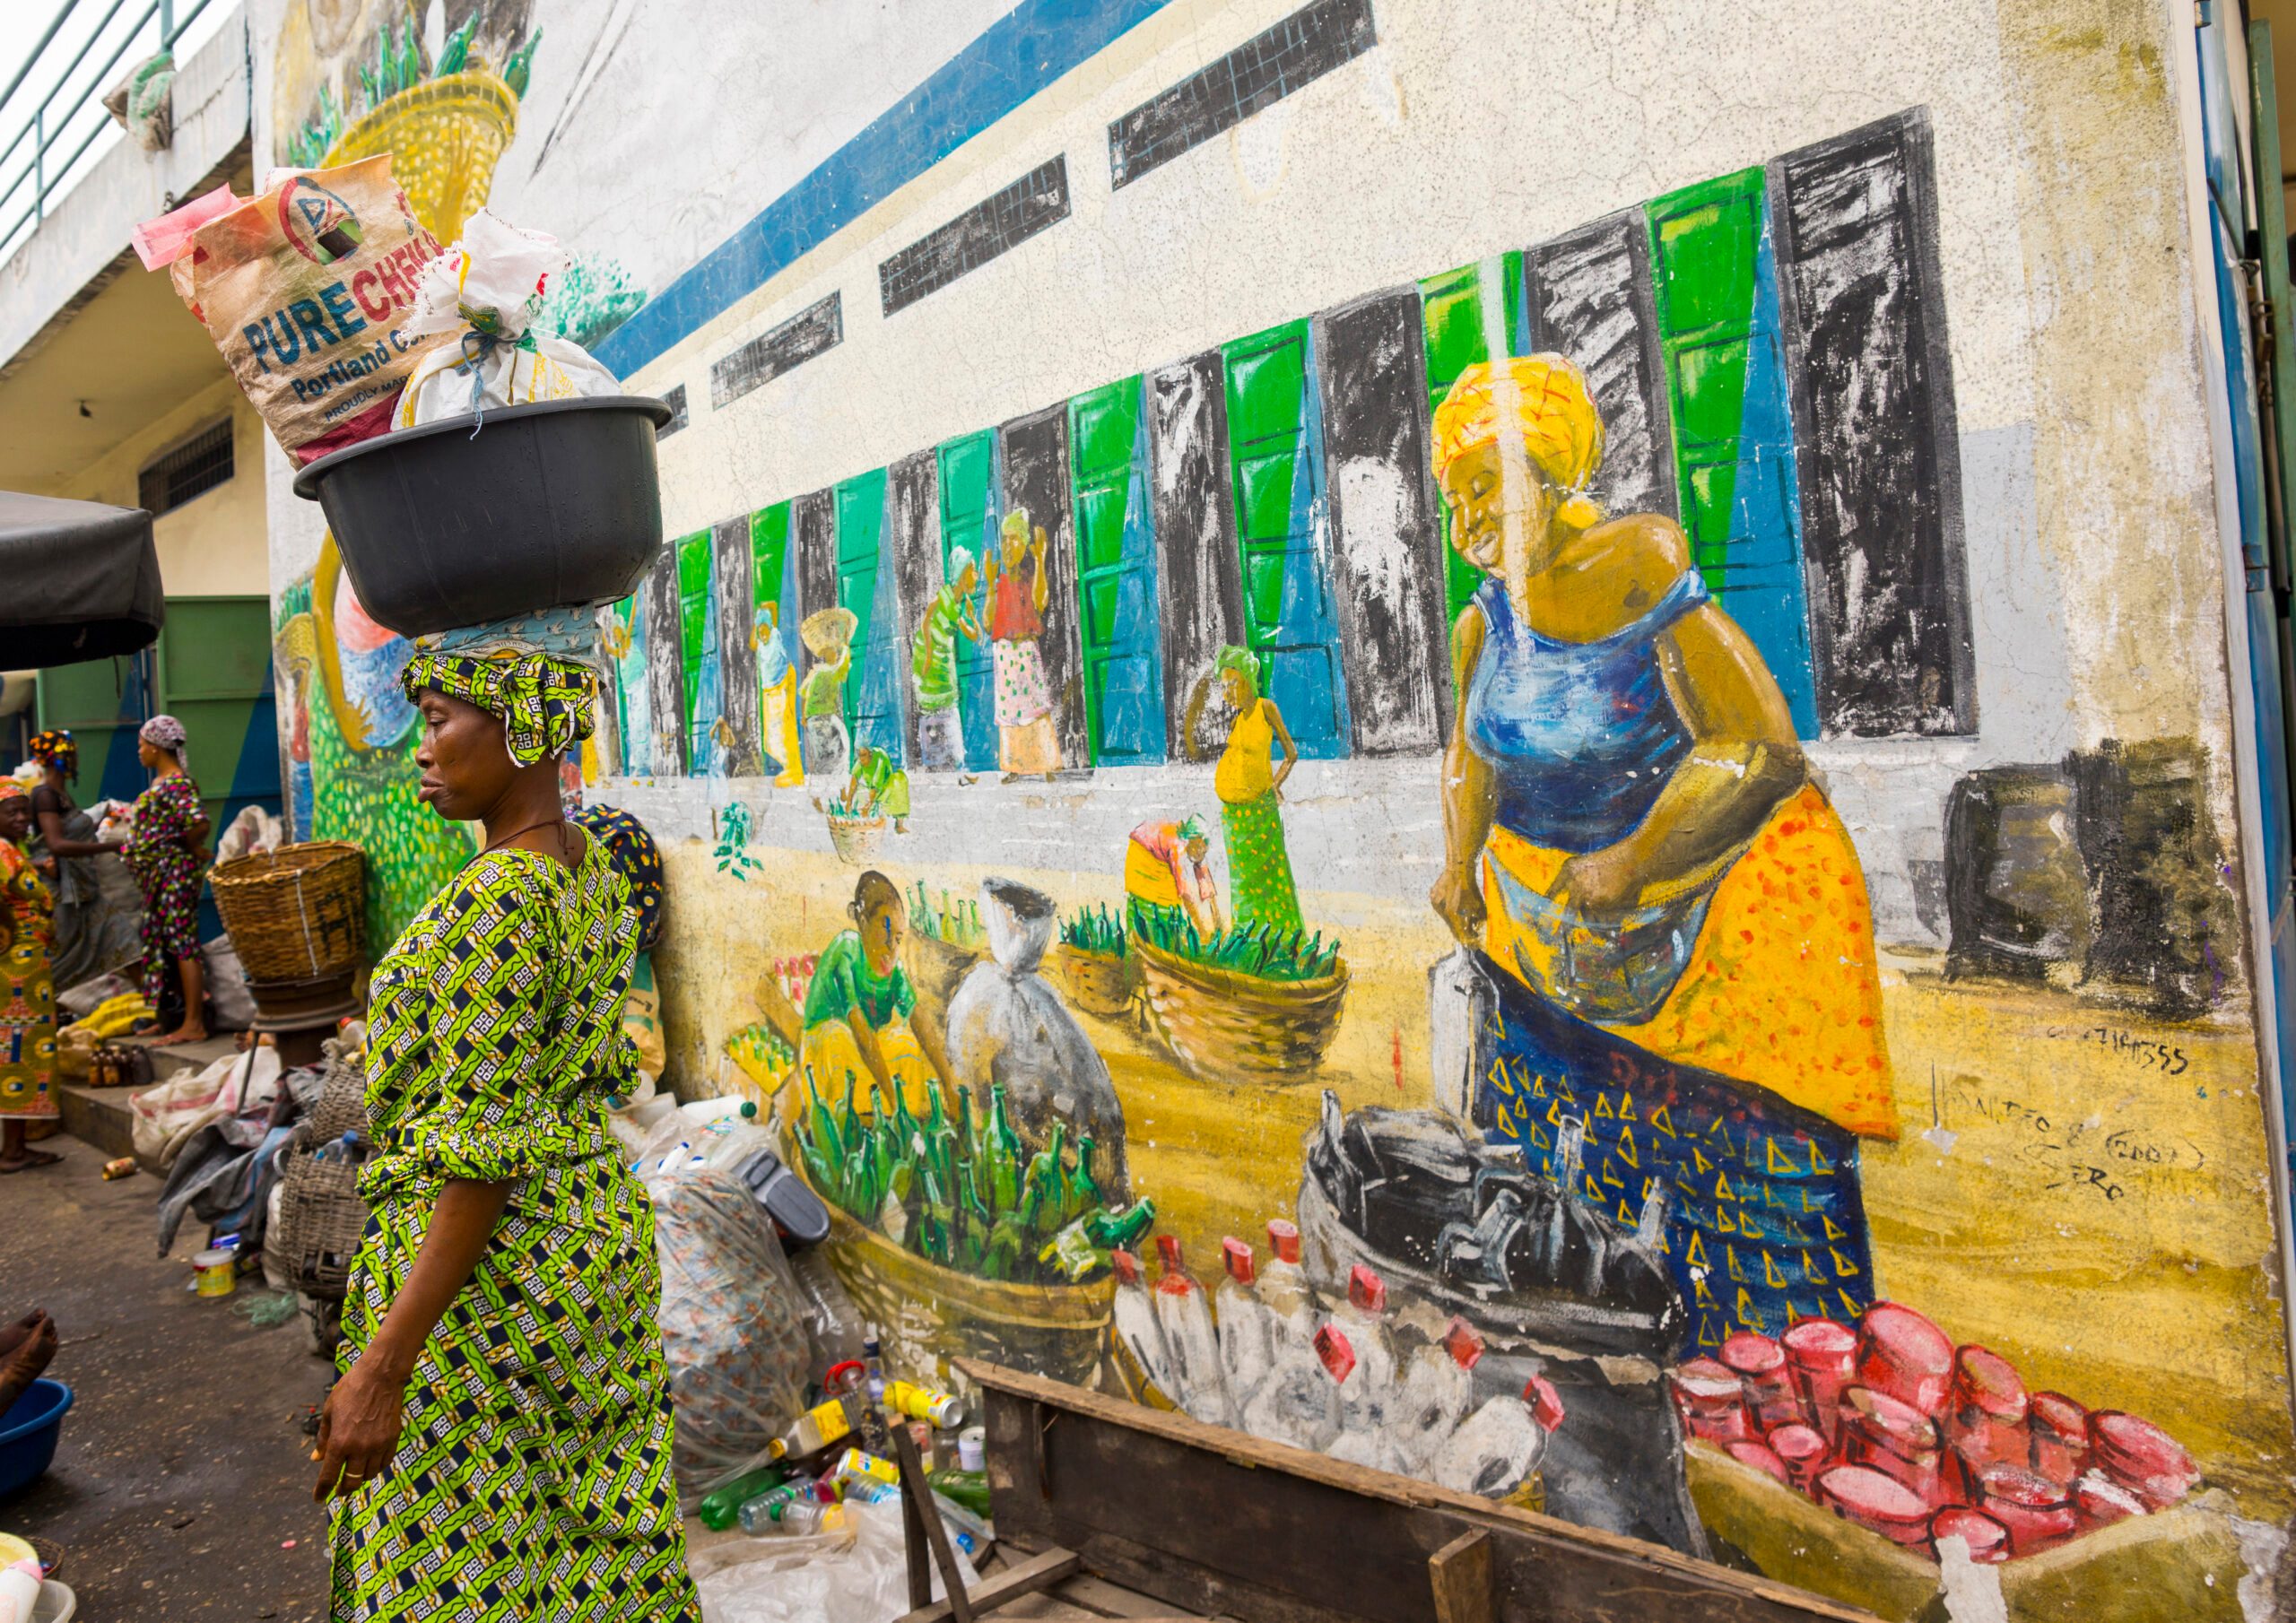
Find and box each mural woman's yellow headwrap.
[1431,354,1607,529]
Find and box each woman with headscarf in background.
[314,609,696,1622]
[123,715,210,1046]
[1428,355,1895,1348]
[25,729,143,993]
[986,509,1062,780]
[1187,644,1303,933]
[0,781,60,1173]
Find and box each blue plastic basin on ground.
[0,1379,72,1497]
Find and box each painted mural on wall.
[257,0,2296,1619]
[267,0,646,948]
[600,91,2282,1622]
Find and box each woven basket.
[903,930,986,1026]
[272,1040,371,1299]
[1134,935,1350,1084]
[825,813,886,866]
[1056,943,1135,1022]
[211,843,366,982]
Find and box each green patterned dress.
[332,838,696,1622]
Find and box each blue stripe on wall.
[595,0,1174,378]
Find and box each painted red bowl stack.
[1665,1300,2198,1565]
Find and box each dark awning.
[0,491,164,666]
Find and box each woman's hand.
[311,1356,406,1502]
[1550,846,1642,922]
[1431,866,1486,946]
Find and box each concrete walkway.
[3,1132,332,1619]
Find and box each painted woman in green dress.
[1187,644,1303,932]
[313,611,697,1622]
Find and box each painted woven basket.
[782,1145,1112,1391]
[903,930,987,1025]
[824,812,887,866]
[1055,943,1135,1022]
[1133,935,1349,1083]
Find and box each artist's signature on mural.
[1947,1080,2205,1203]
[2048,1024,2191,1076]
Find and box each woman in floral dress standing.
[123,715,210,1046]
[0,782,60,1173]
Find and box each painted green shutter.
[936,430,1002,772]
[836,468,902,759]
[1070,376,1166,765]
[676,530,721,773]
[1222,319,1350,759]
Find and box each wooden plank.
[898,1420,978,1622]
[1426,1532,1492,1623]
[900,1548,1086,1623]
[960,1358,1876,1623]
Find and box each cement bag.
[155,155,448,463]
[393,210,619,429]
[648,1167,812,1494]
[944,878,1131,1197]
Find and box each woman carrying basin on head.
[1427,355,1895,1345]
[310,608,696,1622]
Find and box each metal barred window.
[137,419,233,516]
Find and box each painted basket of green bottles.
[785,1150,1115,1389]
[1134,935,1350,1084]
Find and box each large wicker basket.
[825,812,886,866]
[210,842,366,982]
[903,930,987,1026]
[1134,935,1349,1083]
[783,1140,1112,1391]
[272,1044,371,1300]
[1056,943,1135,1022]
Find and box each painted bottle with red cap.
[1781,1318,1858,1443]
[1766,1422,1831,1494]
[1213,1237,1279,1410]
[1110,1248,1178,1406]
[1973,1462,2078,1555]
[1153,1235,1234,1427]
[1839,1385,1945,1506]
[1945,1344,2031,1486]
[1725,1439,1791,1486]
[1325,1264,1400,1434]
[1238,1322,1342,1452]
[2087,1411,2199,1510]
[1257,1219,1319,1348]
[1856,1302,1955,1418]
[1388,1316,1485,1474]
[1429,1376,1564,1500]
[1815,1464,1933,1546]
[2026,1391,2092,1486]
[1930,1506,2011,1566]
[1719,1330,1803,1434]
[1667,1358,1751,1445]
[1309,1324,1405,1471]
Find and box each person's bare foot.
[0,1310,47,1358]
[0,1311,57,1415]
[148,1022,208,1047]
[0,1149,60,1174]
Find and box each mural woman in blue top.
[1428,357,1897,1349]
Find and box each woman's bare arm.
[1431,611,1495,945]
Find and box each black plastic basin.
[291,395,676,638]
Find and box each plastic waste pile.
[1114,1224,1565,1504]
[1667,1298,2201,1563]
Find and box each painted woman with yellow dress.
[1427,356,1896,1348]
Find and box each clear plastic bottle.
[1111,1248,1178,1403]
[1387,1316,1485,1474]
[742,1497,848,1537]
[789,1245,868,1367]
[1428,1378,1565,1499]
[859,1331,892,1454]
[1152,1235,1233,1427]
[1258,1219,1318,1348]
[1239,1328,1344,1452]
[1325,1265,1398,1435]
[737,1477,827,1532]
[1214,1237,1279,1410]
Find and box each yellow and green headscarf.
[398,606,602,767]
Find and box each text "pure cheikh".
[238,237,437,403]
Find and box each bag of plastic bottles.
[944,878,1131,1195]
[391,209,619,428]
[647,1167,812,1494]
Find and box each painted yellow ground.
[655,843,2296,1521]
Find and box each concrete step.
[55,1034,242,1164]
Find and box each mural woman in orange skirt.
[1428,357,1895,1349]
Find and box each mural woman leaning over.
[1427,357,1896,1348]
